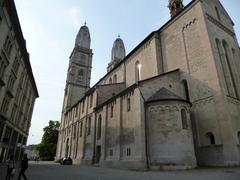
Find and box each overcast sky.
[14,0,240,145]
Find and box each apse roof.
[147,87,185,102]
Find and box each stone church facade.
[56,0,240,169]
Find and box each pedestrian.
[5,154,15,180]
[18,153,28,180]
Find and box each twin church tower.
[63,26,126,113]
[63,0,182,112]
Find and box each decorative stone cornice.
[206,13,235,37]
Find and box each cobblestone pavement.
[0,161,240,180]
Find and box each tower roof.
[75,24,91,49]
[168,0,184,18]
[111,36,126,63]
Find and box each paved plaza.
[0,161,240,180]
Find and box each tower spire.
[168,0,184,18]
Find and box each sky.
[13,0,240,145]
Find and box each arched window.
[215,6,221,21]
[206,132,215,145]
[181,109,188,129]
[135,61,141,82]
[238,131,240,144]
[78,69,84,82]
[113,74,117,83]
[109,78,112,84]
[222,40,238,99]
[89,94,93,108]
[97,115,102,139]
[182,80,190,101]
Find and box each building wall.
[146,101,196,169]
[57,0,240,169]
[95,88,147,169]
[158,0,240,166]
[199,0,240,166]
[0,0,38,162]
[125,36,160,86]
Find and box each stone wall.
[146,101,196,169]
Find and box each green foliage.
[35,120,60,160]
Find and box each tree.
[36,120,60,160]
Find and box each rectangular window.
[109,149,113,156]
[0,95,10,115]
[75,106,78,117]
[215,7,221,21]
[110,105,113,118]
[19,72,24,88]
[97,116,102,139]
[0,122,4,141]
[3,35,13,56]
[12,57,20,75]
[3,126,12,143]
[127,97,131,111]
[15,87,21,103]
[87,118,91,135]
[90,94,93,108]
[7,73,16,91]
[0,55,8,80]
[127,148,131,156]
[10,104,17,122]
[73,125,76,139]
[79,122,83,137]
[82,100,85,113]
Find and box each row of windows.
[67,104,187,142]
[71,117,92,140]
[110,97,131,118]
[109,74,117,84]
[109,148,131,157]
[66,94,94,125]
[108,60,141,85]
[206,131,240,146]
[67,93,131,126]
[0,125,26,147]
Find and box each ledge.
[199,144,223,148]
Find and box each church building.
[56,0,240,170]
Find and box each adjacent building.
[56,0,240,170]
[0,0,39,162]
